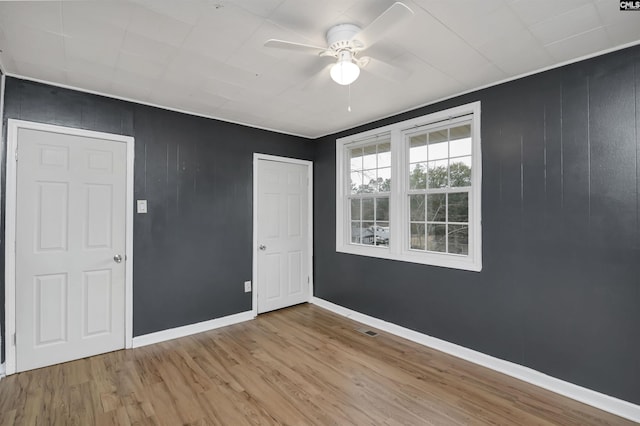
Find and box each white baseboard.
[311,297,640,423]
[132,311,254,348]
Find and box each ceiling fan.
[264,2,414,86]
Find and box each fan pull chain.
[348,84,352,112]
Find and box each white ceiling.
[0,0,639,138]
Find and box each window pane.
[428,129,448,160]
[410,223,425,250]
[450,124,471,140]
[362,169,377,192]
[427,194,446,222]
[376,197,389,221]
[448,224,468,255]
[350,171,362,194]
[374,222,390,246]
[409,162,427,190]
[450,157,471,187]
[378,142,391,168]
[427,224,446,252]
[448,193,468,223]
[377,167,391,192]
[410,194,425,221]
[361,222,375,245]
[427,160,448,188]
[363,145,377,169]
[362,198,374,220]
[351,222,362,244]
[350,147,363,171]
[350,198,361,220]
[409,134,427,163]
[450,124,471,158]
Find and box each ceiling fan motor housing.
[326,23,362,52]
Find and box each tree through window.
[408,123,472,255]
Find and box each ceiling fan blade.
[264,39,328,55]
[360,56,411,82]
[351,2,414,49]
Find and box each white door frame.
[4,119,135,375]
[252,153,313,316]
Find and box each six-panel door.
[15,128,127,372]
[257,159,309,314]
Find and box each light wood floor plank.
[0,304,634,425]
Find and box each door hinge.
[307,276,310,284]
[15,149,18,161]
[13,333,16,345]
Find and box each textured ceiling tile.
[65,69,112,94]
[110,81,152,102]
[529,3,602,46]
[477,29,553,75]
[161,51,216,90]
[267,0,347,41]
[390,5,476,78]
[62,12,127,41]
[397,57,465,99]
[121,32,177,64]
[65,56,114,81]
[127,4,194,47]
[227,0,286,19]
[181,3,263,62]
[116,51,167,80]
[508,0,590,26]
[545,26,611,61]
[61,1,133,30]
[0,1,62,34]
[65,35,121,68]
[14,60,67,84]
[343,0,404,23]
[4,26,66,70]
[605,23,640,46]
[0,0,638,138]
[128,0,207,25]
[111,67,156,93]
[419,2,524,50]
[595,0,640,44]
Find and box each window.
[348,139,391,247]
[336,102,481,271]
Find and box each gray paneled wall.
[0,78,314,360]
[313,46,640,404]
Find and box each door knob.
[259,244,267,251]
[113,254,123,263]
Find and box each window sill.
[336,243,482,272]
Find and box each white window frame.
[336,101,482,272]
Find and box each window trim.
[336,101,482,272]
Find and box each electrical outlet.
[244,280,252,293]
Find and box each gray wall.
[0,77,314,359]
[313,46,640,404]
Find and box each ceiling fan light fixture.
[330,51,360,85]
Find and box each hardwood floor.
[0,304,633,425]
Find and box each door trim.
[4,119,135,375]
[252,154,313,317]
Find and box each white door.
[15,126,127,372]
[256,159,310,314]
